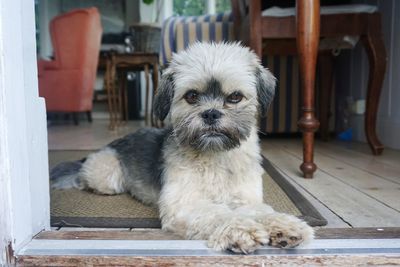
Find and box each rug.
[49,150,327,228]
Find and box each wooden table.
[104,52,159,130]
[246,0,387,178]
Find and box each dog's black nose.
[201,109,222,125]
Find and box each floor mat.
[49,150,327,228]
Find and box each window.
[215,0,231,13]
[173,0,231,16]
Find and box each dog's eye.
[184,90,199,104]
[226,92,243,104]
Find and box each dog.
[51,42,314,254]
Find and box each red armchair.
[38,7,102,124]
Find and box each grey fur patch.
[154,73,175,121]
[203,78,224,100]
[50,160,84,189]
[255,67,276,117]
[108,127,171,204]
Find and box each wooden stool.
[104,52,159,130]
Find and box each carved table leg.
[248,0,262,57]
[360,14,386,155]
[296,0,320,178]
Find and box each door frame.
[0,0,49,264]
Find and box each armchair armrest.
[37,59,59,77]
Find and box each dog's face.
[154,42,276,152]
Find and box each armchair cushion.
[37,59,59,77]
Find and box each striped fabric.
[157,13,328,134]
[261,55,301,133]
[160,12,234,66]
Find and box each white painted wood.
[261,142,400,227]
[17,238,400,256]
[274,139,400,211]
[206,0,216,14]
[0,0,49,264]
[22,0,51,239]
[160,0,173,22]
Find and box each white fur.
[159,127,314,253]
[79,147,125,195]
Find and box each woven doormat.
[49,150,327,228]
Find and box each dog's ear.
[255,66,276,118]
[153,72,175,121]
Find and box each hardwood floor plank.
[261,142,400,227]
[35,229,182,240]
[316,227,400,239]
[331,140,400,171]
[272,139,400,211]
[317,140,400,184]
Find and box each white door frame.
[0,0,49,265]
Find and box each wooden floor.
[261,138,400,228]
[47,119,400,229]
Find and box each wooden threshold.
[15,228,400,265]
[34,227,400,240]
[17,238,400,266]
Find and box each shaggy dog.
[51,42,314,254]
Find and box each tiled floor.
[47,119,145,150]
[47,118,400,228]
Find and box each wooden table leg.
[123,71,129,124]
[296,0,320,178]
[144,64,150,125]
[360,14,386,155]
[117,70,124,126]
[110,61,118,129]
[151,62,159,127]
[105,56,115,130]
[249,0,262,57]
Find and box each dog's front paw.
[208,218,269,254]
[257,213,314,248]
